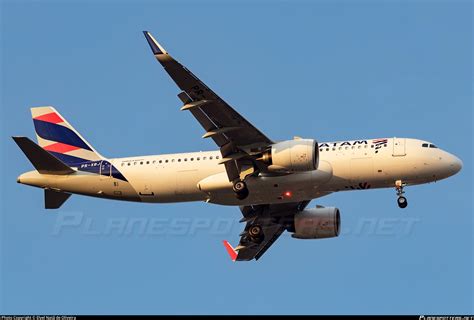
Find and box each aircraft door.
[392,138,406,157]
[99,160,112,180]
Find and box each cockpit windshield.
[422,143,438,148]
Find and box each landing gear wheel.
[233,181,246,192]
[247,224,264,243]
[233,180,249,200]
[397,196,408,208]
[248,225,263,238]
[236,190,249,200]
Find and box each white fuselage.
[17,137,462,206]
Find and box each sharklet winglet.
[143,31,168,55]
[222,240,237,262]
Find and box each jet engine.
[291,207,341,239]
[260,139,319,172]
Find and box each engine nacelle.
[291,207,341,239]
[261,139,319,172]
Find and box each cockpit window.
[429,144,438,148]
[422,143,428,148]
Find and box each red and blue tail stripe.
[30,106,128,181]
[31,106,102,166]
[33,119,94,152]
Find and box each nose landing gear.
[397,195,408,208]
[395,180,408,208]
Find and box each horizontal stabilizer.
[45,189,71,209]
[12,136,75,175]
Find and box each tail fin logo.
[31,106,103,166]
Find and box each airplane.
[13,31,463,261]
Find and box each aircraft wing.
[224,201,311,261]
[143,31,273,181]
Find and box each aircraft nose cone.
[449,155,463,175]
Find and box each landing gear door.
[392,138,406,157]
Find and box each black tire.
[397,196,408,208]
[233,180,249,200]
[233,180,247,192]
[235,187,249,200]
[248,225,263,238]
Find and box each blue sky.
[1,0,472,315]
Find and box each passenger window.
[203,156,207,160]
[197,157,200,160]
[184,158,187,161]
[165,160,169,163]
[210,156,213,160]
[127,163,131,166]
[326,148,329,151]
[140,161,143,165]
[172,159,175,163]
[319,149,323,152]
[178,159,181,162]
[216,155,220,159]
[159,160,162,163]
[146,161,149,164]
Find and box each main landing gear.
[395,180,408,209]
[248,224,263,239]
[233,180,249,200]
[242,224,263,245]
